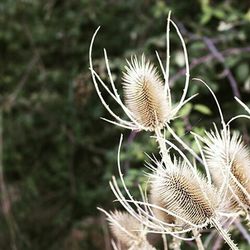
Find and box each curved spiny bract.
[230,160,250,208]
[150,161,219,226]
[109,210,156,250]
[122,55,170,131]
[89,16,193,132]
[204,128,250,211]
[150,185,176,225]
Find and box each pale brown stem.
[162,234,168,250]
[192,229,205,250]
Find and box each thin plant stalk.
[162,234,168,250]
[192,229,205,250]
[211,218,238,250]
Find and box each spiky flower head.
[204,128,250,211]
[122,55,170,131]
[89,15,192,132]
[108,210,155,250]
[150,160,220,226]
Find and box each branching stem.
[211,218,239,250]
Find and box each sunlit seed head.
[150,161,219,226]
[204,129,250,210]
[122,55,170,131]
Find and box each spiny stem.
[155,128,172,166]
[192,229,205,250]
[211,218,239,250]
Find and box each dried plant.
[100,209,156,250]
[89,12,196,135]
[204,127,250,213]
[191,79,250,214]
[149,159,219,226]
[90,11,249,250]
[122,55,170,131]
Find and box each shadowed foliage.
[0,0,250,249]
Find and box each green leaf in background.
[1,0,250,249]
[179,103,193,117]
[236,63,249,82]
[194,104,212,115]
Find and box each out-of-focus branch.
[202,36,241,98]
[0,111,18,250]
[2,55,39,111]
[23,23,46,73]
[170,46,250,87]
[170,20,248,99]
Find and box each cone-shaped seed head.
[108,210,155,249]
[204,130,250,210]
[150,161,219,226]
[122,55,170,131]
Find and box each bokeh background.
[1,0,250,249]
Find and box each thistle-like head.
[89,14,192,132]
[204,127,250,211]
[122,55,170,131]
[149,159,220,226]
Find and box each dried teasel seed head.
[122,55,170,131]
[150,161,219,226]
[108,210,155,250]
[204,129,250,210]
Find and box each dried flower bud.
[122,55,170,131]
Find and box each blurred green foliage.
[0,0,250,249]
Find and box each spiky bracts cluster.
[108,210,156,250]
[122,56,170,131]
[89,12,192,132]
[204,128,250,211]
[150,161,219,226]
[150,191,175,224]
[89,11,246,250]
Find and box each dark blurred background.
[0,0,250,249]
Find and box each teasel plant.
[89,12,200,166]
[99,135,240,250]
[100,209,156,250]
[203,127,250,213]
[89,12,249,250]
[189,79,250,216]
